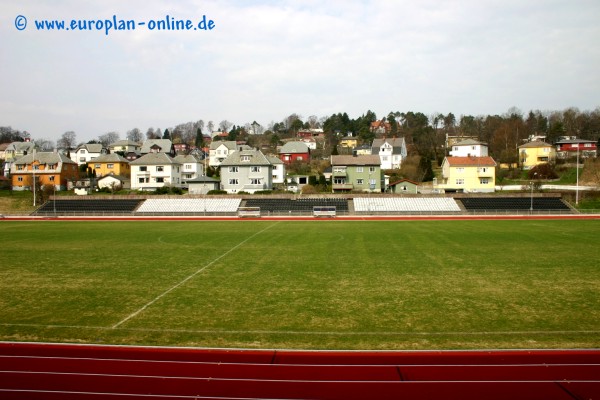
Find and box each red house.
[279,141,310,165]
[555,138,597,158]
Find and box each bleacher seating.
[244,198,349,214]
[135,198,241,214]
[35,199,142,215]
[459,197,571,212]
[354,197,461,213]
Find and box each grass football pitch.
[0,219,598,350]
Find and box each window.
[480,178,489,184]
[333,178,346,184]
[80,149,85,154]
[185,164,192,170]
[17,176,23,182]
[48,164,56,169]
[156,166,164,172]
[357,179,364,185]
[107,164,114,169]
[241,155,251,162]
[585,143,592,147]
[229,166,238,173]
[49,176,55,182]
[33,165,39,170]
[138,177,146,183]
[250,178,261,185]
[369,167,376,173]
[456,167,464,173]
[251,166,261,172]
[356,167,363,173]
[140,166,147,172]
[382,156,388,161]
[229,179,239,185]
[478,167,487,173]
[456,178,464,185]
[297,156,303,161]
[156,177,164,183]
[94,164,101,169]
[79,158,86,162]
[17,165,23,170]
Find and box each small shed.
[185,176,220,195]
[388,178,419,194]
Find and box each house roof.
[97,174,130,183]
[109,139,140,148]
[184,176,220,183]
[209,141,239,150]
[173,154,200,164]
[371,137,406,154]
[266,155,284,165]
[445,156,497,167]
[90,153,129,163]
[453,138,487,146]
[518,140,552,149]
[130,152,180,165]
[331,155,381,166]
[75,143,104,153]
[220,149,272,166]
[555,138,596,144]
[279,141,310,154]
[141,139,173,153]
[6,141,36,152]
[0,143,10,151]
[14,151,76,165]
[389,178,420,186]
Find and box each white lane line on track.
[111,222,280,329]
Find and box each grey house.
[219,149,274,193]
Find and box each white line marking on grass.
[111,222,281,329]
[3,323,600,337]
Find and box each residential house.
[449,139,489,157]
[71,143,105,166]
[219,149,273,193]
[174,154,204,184]
[518,141,556,170]
[297,129,324,139]
[371,137,407,170]
[173,143,189,154]
[370,120,391,134]
[266,155,285,186]
[436,156,497,193]
[97,174,130,191]
[108,140,141,155]
[301,137,318,150]
[140,139,175,157]
[209,141,251,167]
[339,135,358,149]
[0,143,9,160]
[352,144,372,156]
[130,152,182,191]
[5,140,36,162]
[388,178,419,194]
[185,176,220,195]
[10,151,79,191]
[555,138,597,159]
[279,141,310,165]
[88,153,130,177]
[330,155,382,193]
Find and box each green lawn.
[0,220,598,350]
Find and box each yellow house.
[436,156,497,193]
[518,141,556,170]
[10,151,79,190]
[339,136,358,148]
[88,153,131,177]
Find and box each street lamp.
[530,181,534,211]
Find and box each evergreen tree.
[195,128,204,148]
[163,129,171,140]
[418,156,434,182]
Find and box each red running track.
[0,342,599,399]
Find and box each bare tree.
[57,131,77,150]
[146,127,160,139]
[36,138,55,151]
[218,120,232,132]
[98,132,120,147]
[207,121,214,133]
[126,128,143,142]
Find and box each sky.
[1,0,599,143]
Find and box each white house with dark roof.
[174,154,204,182]
[371,137,407,170]
[71,143,105,166]
[130,152,182,191]
[209,141,251,167]
[109,139,141,154]
[219,149,274,193]
[449,138,489,157]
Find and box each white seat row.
[137,198,242,213]
[354,197,461,212]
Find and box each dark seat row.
[35,199,143,214]
[245,198,349,212]
[459,197,571,211]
